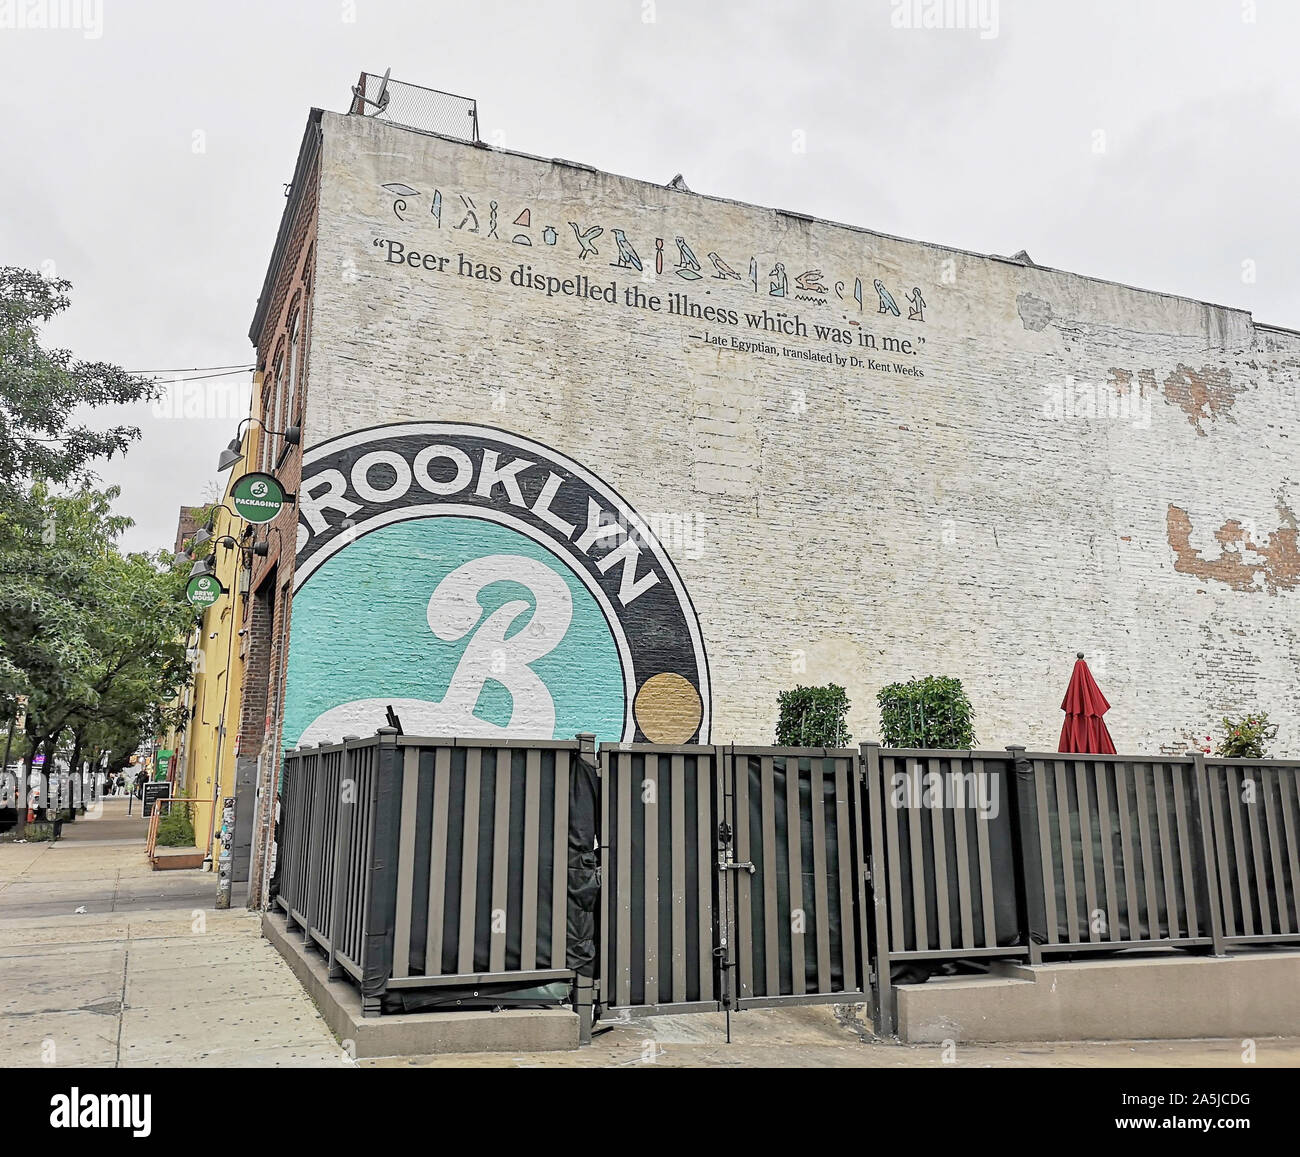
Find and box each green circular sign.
[231,471,287,524]
[186,573,224,608]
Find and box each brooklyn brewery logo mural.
[284,423,710,749]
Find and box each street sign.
[141,782,170,817]
[185,573,225,608]
[230,471,288,524]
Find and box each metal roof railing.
[349,70,479,143]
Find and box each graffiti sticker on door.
[283,423,710,749]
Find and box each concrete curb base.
[262,909,580,1058]
[898,950,1300,1043]
[151,847,206,870]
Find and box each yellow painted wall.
[178,428,257,862]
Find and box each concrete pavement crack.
[114,937,128,1068]
[5,999,123,1017]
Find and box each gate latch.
[718,858,756,874]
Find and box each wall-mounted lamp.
[217,417,301,472]
[190,504,242,551]
[251,524,288,560]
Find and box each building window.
[259,373,274,473]
[269,350,285,467]
[285,308,300,441]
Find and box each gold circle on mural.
[634,673,703,743]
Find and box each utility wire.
[125,362,254,375]
[147,368,256,382]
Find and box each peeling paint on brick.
[1161,363,1239,434]
[1167,502,1300,593]
[1016,292,1052,331]
[1106,367,1159,399]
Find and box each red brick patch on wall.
[1167,502,1300,593]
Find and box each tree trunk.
[68,730,83,815]
[14,740,36,838]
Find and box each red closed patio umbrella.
[1058,652,1117,754]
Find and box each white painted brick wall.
[300,110,1300,755]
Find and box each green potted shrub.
[877,675,975,749]
[775,684,852,748]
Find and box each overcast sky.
[3,0,1296,554]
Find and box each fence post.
[861,741,895,1037]
[572,732,598,1046]
[1006,746,1045,965]
[326,736,360,981]
[1187,751,1227,956]
[302,746,318,947]
[359,727,403,1016]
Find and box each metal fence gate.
[599,745,870,1020]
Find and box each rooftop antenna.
[352,67,391,116]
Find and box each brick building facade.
[232,89,1300,903]
[237,114,320,902]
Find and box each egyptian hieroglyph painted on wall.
[282,423,710,749]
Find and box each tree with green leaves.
[0,485,193,829]
[0,266,181,831]
[0,483,191,816]
[0,266,157,498]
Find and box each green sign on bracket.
[185,573,224,608]
[231,471,288,525]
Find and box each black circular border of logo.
[292,422,711,743]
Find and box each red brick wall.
[241,133,320,905]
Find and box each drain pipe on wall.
[257,564,294,910]
[204,588,243,868]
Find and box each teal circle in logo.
[283,516,626,748]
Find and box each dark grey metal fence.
[861,745,1023,1033]
[862,743,1300,1034]
[276,732,1300,1041]
[1203,756,1300,948]
[275,730,595,1021]
[726,747,869,1010]
[600,744,720,1015]
[387,739,575,988]
[598,744,870,1020]
[1009,750,1217,956]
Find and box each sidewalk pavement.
[368,1006,1300,1068]
[0,798,351,1068]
